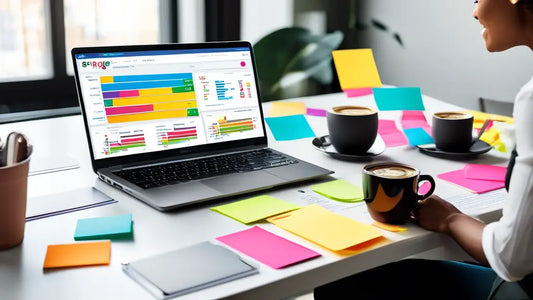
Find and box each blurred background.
[1,0,531,120]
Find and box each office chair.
[478,97,514,117]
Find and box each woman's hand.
[412,194,463,234]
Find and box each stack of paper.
[438,164,507,193]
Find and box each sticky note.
[463,164,507,182]
[344,87,374,98]
[378,119,408,147]
[268,204,382,251]
[269,102,307,117]
[371,221,407,232]
[332,49,382,90]
[43,241,111,269]
[311,179,364,202]
[438,169,505,194]
[265,115,315,141]
[74,214,133,241]
[217,226,320,269]
[372,87,425,111]
[306,107,327,117]
[401,111,432,135]
[211,195,301,224]
[403,127,434,146]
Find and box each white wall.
[356,0,533,110]
[240,0,294,44]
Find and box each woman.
[315,0,533,298]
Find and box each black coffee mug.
[432,112,474,152]
[362,162,435,224]
[326,106,378,154]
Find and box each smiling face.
[473,0,528,51]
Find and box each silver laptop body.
[72,41,332,211]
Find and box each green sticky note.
[74,213,133,241]
[265,115,316,141]
[373,87,425,111]
[211,195,302,224]
[311,179,364,202]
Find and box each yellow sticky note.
[332,49,383,90]
[211,195,302,224]
[269,102,307,117]
[43,241,111,269]
[267,204,382,251]
[311,179,364,202]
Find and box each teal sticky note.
[372,87,425,111]
[403,128,434,146]
[265,115,315,141]
[74,213,133,241]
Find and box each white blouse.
[482,75,533,281]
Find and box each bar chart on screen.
[103,129,147,155]
[100,73,198,124]
[156,124,199,147]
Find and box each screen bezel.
[71,41,268,173]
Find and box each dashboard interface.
[74,47,264,160]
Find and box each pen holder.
[0,145,32,250]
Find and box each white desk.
[0,92,509,299]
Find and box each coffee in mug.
[326,106,378,154]
[432,112,474,152]
[362,162,435,224]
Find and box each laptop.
[71,41,333,211]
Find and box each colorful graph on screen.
[104,131,146,155]
[100,73,199,124]
[210,116,254,137]
[157,125,198,147]
[215,79,235,100]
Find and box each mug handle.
[416,174,435,200]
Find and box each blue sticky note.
[74,213,133,241]
[403,128,434,146]
[372,87,425,111]
[265,115,315,141]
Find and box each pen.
[4,132,28,166]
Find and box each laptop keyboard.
[113,149,298,189]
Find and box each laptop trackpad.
[201,171,284,194]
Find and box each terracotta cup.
[0,146,32,250]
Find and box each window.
[0,0,176,117]
[0,0,240,120]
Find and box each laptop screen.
[73,44,266,162]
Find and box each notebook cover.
[122,241,258,299]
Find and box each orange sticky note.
[269,102,307,117]
[267,204,382,251]
[332,49,383,90]
[43,241,111,269]
[372,221,408,232]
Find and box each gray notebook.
[122,241,258,299]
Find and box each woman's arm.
[413,195,488,265]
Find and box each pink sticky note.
[306,107,327,117]
[344,87,374,97]
[216,226,320,269]
[438,169,505,194]
[401,110,426,121]
[378,119,408,147]
[464,164,507,182]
